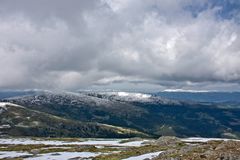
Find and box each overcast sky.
[0,0,240,92]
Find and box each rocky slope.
[153,137,240,160]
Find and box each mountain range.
[0,90,240,139]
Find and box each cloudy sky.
[0,0,240,92]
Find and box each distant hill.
[0,102,148,138]
[153,91,240,104]
[1,91,240,139]
[0,90,36,99]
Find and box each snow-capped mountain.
[1,90,240,139]
[6,91,117,108]
[83,91,180,105]
[3,90,179,107]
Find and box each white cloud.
[0,0,239,91]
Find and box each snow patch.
[181,137,240,143]
[0,102,8,109]
[123,151,163,160]
[116,92,151,99]
[0,151,32,159]
[0,102,24,108]
[0,124,11,129]
[0,138,148,147]
[98,91,152,102]
[0,102,8,114]
[26,152,101,160]
[121,140,149,146]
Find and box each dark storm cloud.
[0,0,240,91]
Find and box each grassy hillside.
[0,103,149,138]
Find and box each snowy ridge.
[0,102,22,108]
[0,102,8,114]
[4,91,117,108]
[2,89,180,105]
[112,92,151,99]
[3,90,180,110]
[85,91,180,105]
[99,91,152,102]
[0,102,25,112]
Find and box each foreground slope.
[0,136,240,160]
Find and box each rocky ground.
[153,137,240,160]
[0,137,240,160]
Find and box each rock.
[30,149,40,155]
[153,139,240,160]
[200,154,207,158]
[155,136,181,146]
[178,145,194,154]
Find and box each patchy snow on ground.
[0,102,26,113]
[0,102,8,114]
[0,102,8,108]
[0,124,11,129]
[120,140,149,146]
[39,146,73,150]
[0,102,23,108]
[26,152,101,160]
[0,138,148,147]
[0,151,32,159]
[123,151,163,160]
[181,137,240,143]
